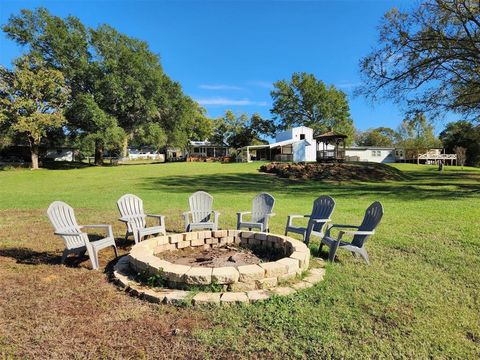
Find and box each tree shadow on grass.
[141,172,480,201]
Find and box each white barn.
[238,126,318,162]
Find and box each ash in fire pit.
[158,245,283,268]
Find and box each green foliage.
[271,72,355,142]
[359,1,480,121]
[3,8,200,157]
[0,59,69,168]
[65,94,125,156]
[212,111,272,148]
[440,120,480,167]
[397,112,441,158]
[355,127,399,147]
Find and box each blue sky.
[0,0,453,133]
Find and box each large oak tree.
[270,72,355,142]
[359,0,480,121]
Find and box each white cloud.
[199,84,245,91]
[195,97,268,106]
[248,80,274,89]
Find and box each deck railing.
[316,150,345,161]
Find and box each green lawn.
[0,162,479,358]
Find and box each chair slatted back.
[117,194,146,232]
[352,201,384,247]
[47,201,86,250]
[189,191,213,223]
[251,192,275,224]
[310,195,336,232]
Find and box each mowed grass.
[0,162,479,359]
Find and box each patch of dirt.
[158,245,283,267]
[259,161,406,182]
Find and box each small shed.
[314,131,347,162]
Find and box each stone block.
[221,292,249,304]
[270,287,296,296]
[155,243,176,253]
[228,230,240,237]
[254,232,268,241]
[303,268,325,284]
[183,267,212,285]
[162,264,191,282]
[163,290,190,305]
[176,241,191,249]
[192,292,221,305]
[237,264,265,282]
[278,272,297,283]
[212,267,239,284]
[168,233,184,244]
[184,232,198,241]
[289,251,310,269]
[228,281,256,292]
[240,231,254,239]
[247,290,270,302]
[225,236,235,244]
[255,277,278,289]
[191,238,206,247]
[260,262,288,277]
[291,281,314,290]
[205,237,218,245]
[276,257,300,274]
[212,230,228,238]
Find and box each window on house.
[300,134,305,140]
[372,150,381,157]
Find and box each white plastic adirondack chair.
[237,192,275,232]
[320,201,384,264]
[183,191,220,232]
[47,201,118,270]
[117,194,166,244]
[285,195,336,245]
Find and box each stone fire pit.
[113,230,326,305]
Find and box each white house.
[127,148,165,161]
[238,126,318,162]
[345,147,396,163]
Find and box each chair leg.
[318,242,324,254]
[359,249,370,265]
[328,243,339,262]
[60,249,69,264]
[112,244,118,258]
[124,231,129,242]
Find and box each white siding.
[346,148,396,163]
[46,149,74,162]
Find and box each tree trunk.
[29,138,40,170]
[122,136,129,158]
[94,140,104,166]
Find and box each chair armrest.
[236,211,251,223]
[118,217,129,223]
[310,218,330,224]
[339,230,375,236]
[80,224,113,238]
[147,214,165,226]
[266,213,276,217]
[287,214,307,227]
[328,224,359,229]
[54,231,83,237]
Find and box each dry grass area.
[0,210,218,359]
